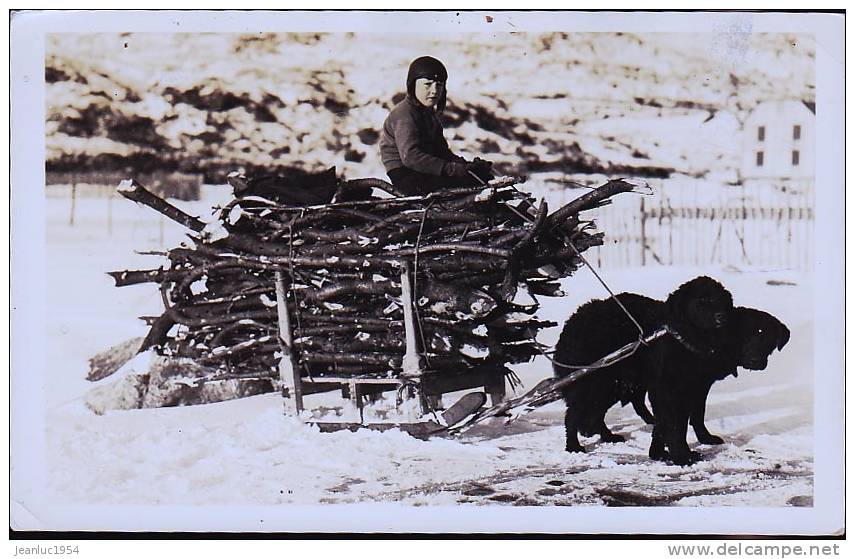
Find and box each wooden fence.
[46,171,202,200]
[45,171,207,247]
[541,181,814,272]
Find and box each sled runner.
[312,391,487,438]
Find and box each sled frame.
[274,263,506,423]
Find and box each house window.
[793,125,801,140]
[757,126,765,141]
[756,151,764,167]
[792,150,800,166]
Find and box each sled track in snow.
[321,458,813,506]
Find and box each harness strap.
[568,242,646,340]
[663,324,719,356]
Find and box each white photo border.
[9,9,845,535]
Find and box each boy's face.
[414,77,444,108]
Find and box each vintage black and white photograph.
[10,10,844,534]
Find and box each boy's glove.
[469,157,494,181]
[445,160,472,177]
[445,158,494,180]
[472,157,493,173]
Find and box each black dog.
[554,292,662,451]
[554,276,734,465]
[682,306,790,445]
[626,305,790,445]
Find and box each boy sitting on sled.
[379,56,494,196]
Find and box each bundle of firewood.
[110,174,640,386]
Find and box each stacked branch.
[110,175,640,386]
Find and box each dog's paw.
[649,447,670,462]
[600,432,625,443]
[565,445,587,454]
[670,451,702,466]
[697,433,725,445]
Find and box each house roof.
[745,99,816,122]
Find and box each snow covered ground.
[38,194,814,522]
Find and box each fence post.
[639,196,646,266]
[107,188,113,235]
[69,182,77,226]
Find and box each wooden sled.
[273,263,504,435]
[311,391,488,439]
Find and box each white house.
[740,99,815,189]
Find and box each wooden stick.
[393,243,510,259]
[399,262,422,378]
[275,270,303,414]
[107,268,172,287]
[546,179,638,228]
[118,179,206,232]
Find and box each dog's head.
[666,276,734,340]
[734,306,790,370]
